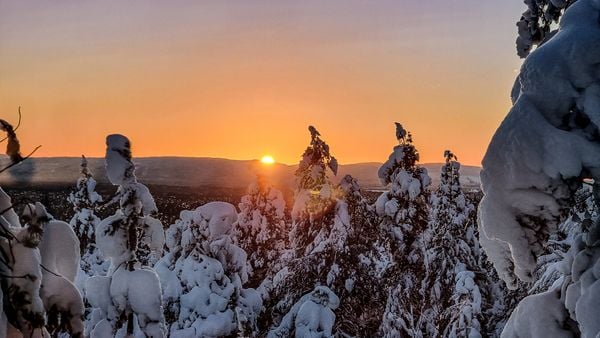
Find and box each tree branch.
[0,145,42,174]
[0,106,22,144]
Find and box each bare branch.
[0,145,42,174]
[0,106,22,144]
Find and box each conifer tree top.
[296,125,338,191]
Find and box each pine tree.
[377,122,431,338]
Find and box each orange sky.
[0,1,523,166]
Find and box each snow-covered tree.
[0,114,83,337]
[234,175,287,284]
[262,174,386,336]
[322,175,389,336]
[86,134,166,337]
[262,126,387,336]
[290,125,338,253]
[156,201,262,337]
[422,150,485,337]
[68,155,108,280]
[267,286,339,338]
[479,0,600,336]
[68,155,102,254]
[377,122,431,337]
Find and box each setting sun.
[260,155,275,165]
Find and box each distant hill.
[0,157,481,190]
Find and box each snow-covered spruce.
[68,155,102,255]
[377,123,431,337]
[262,127,391,336]
[263,174,386,336]
[86,134,166,337]
[267,286,339,338]
[422,150,489,337]
[290,125,339,253]
[234,175,287,285]
[68,155,109,286]
[156,201,262,337]
[480,0,600,336]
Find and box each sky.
[0,1,524,166]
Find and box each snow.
[95,213,130,272]
[234,178,287,274]
[110,266,166,336]
[501,289,573,338]
[159,201,262,337]
[105,134,134,186]
[39,271,85,337]
[448,271,482,338]
[478,1,600,336]
[39,219,80,283]
[479,0,600,286]
[87,263,167,337]
[1,227,46,337]
[0,187,20,227]
[268,286,339,338]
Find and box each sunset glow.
[261,155,275,165]
[0,1,524,165]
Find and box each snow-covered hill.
[0,157,481,190]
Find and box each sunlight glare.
[260,155,275,165]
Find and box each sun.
[260,155,275,165]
